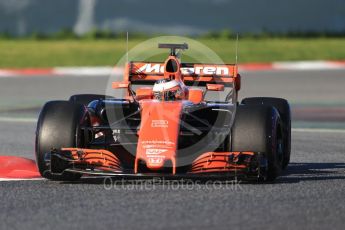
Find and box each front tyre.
[232,105,283,181]
[35,101,89,180]
[242,97,291,169]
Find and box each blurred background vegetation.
[1,29,345,67]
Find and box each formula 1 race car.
[35,43,291,182]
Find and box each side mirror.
[206,84,224,91]
[112,81,129,89]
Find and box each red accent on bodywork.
[135,101,184,174]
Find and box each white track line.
[0,117,37,123]
[0,178,45,182]
[54,66,122,76]
[292,128,345,134]
[273,61,345,70]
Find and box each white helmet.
[153,79,183,101]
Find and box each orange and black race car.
[35,43,291,182]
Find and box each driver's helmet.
[153,79,184,101]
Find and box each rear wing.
[126,62,238,86]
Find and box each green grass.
[0,38,345,67]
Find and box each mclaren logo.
[137,64,230,75]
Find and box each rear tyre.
[69,94,114,107]
[35,101,90,180]
[242,97,291,169]
[231,104,283,181]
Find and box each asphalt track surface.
[0,70,345,230]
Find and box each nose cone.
[135,100,183,174]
